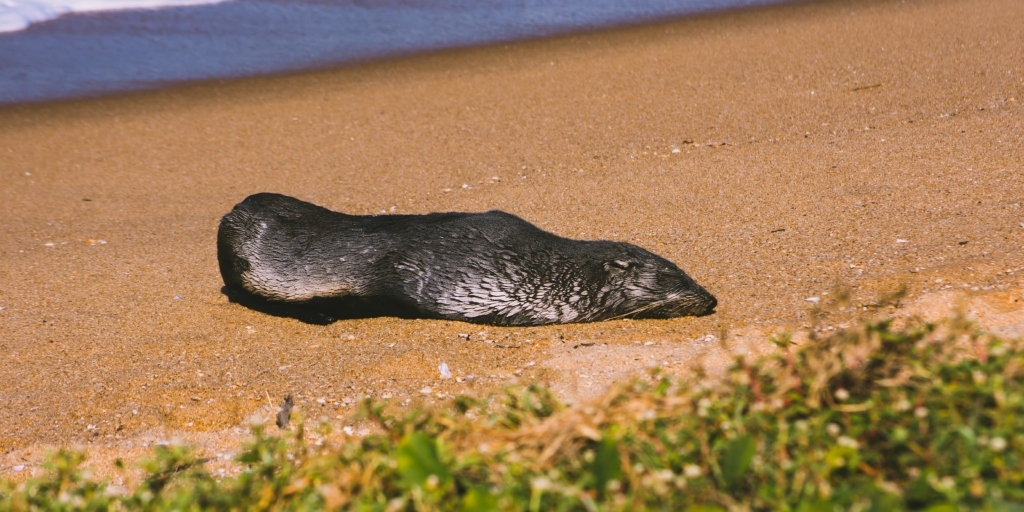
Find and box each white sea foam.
[0,0,230,33]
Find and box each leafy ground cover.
[3,317,1023,511]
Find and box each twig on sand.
[848,83,885,92]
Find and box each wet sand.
[1,0,1023,477]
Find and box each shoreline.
[1,0,1023,467]
[0,0,793,105]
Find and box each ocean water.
[0,0,791,105]
[0,0,230,33]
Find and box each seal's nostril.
[706,294,718,312]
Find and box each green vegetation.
[3,318,1024,511]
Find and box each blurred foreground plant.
[2,318,1023,511]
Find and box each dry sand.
[1,0,1023,480]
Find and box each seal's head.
[590,242,717,320]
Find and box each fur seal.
[217,193,716,326]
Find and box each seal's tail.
[216,192,335,299]
[217,206,253,292]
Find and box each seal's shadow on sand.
[221,286,422,325]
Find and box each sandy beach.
[1,0,1022,477]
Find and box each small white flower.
[683,465,702,478]
[915,406,928,418]
[937,476,955,491]
[826,423,841,437]
[990,437,1007,452]
[837,436,859,449]
[531,477,552,491]
[834,388,850,401]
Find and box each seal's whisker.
[603,295,682,321]
[602,288,713,322]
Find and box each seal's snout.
[704,292,718,313]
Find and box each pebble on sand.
[805,297,821,303]
[438,363,452,379]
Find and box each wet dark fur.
[218,193,716,326]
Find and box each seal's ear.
[605,259,636,272]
